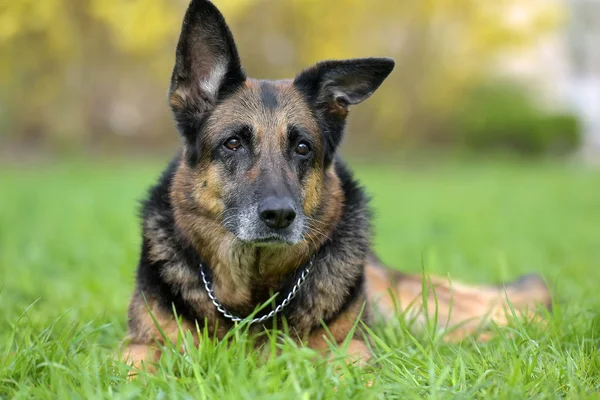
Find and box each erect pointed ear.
[293,58,394,163]
[293,58,395,110]
[168,0,246,147]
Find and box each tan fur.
[308,295,371,366]
[326,101,349,119]
[122,292,197,374]
[169,90,187,111]
[364,257,551,340]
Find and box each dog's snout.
[258,197,296,230]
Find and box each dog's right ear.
[168,0,245,151]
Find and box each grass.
[1,157,599,398]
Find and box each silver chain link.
[199,256,314,324]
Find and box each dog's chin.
[231,229,301,247]
[250,236,297,247]
[239,234,299,247]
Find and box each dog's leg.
[120,292,197,377]
[307,296,372,367]
[365,254,551,340]
[120,343,161,375]
[307,298,373,387]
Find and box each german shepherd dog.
[122,0,551,371]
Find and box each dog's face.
[169,0,394,246]
[191,81,323,245]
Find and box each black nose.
[258,197,297,230]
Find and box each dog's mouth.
[245,234,296,247]
[222,219,299,246]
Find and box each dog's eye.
[295,141,311,156]
[224,137,242,151]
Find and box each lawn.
[1,158,599,398]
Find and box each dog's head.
[169,0,394,246]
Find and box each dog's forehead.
[207,79,319,135]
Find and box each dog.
[122,0,551,372]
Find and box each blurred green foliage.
[0,0,574,156]
[454,83,581,155]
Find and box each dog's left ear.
[293,58,394,163]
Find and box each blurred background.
[1,0,599,161]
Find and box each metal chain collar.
[199,256,314,324]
